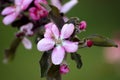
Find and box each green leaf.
[86,34,118,47]
[49,5,64,30]
[40,3,52,12]
[3,37,22,63]
[71,53,82,69]
[40,51,61,79]
[67,17,80,25]
[40,4,64,30]
[39,51,52,78]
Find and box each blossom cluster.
[0,0,93,75]
[1,0,116,79]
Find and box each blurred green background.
[0,0,120,80]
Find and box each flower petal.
[3,13,18,25]
[44,22,54,29]
[52,45,65,65]
[1,6,15,15]
[44,29,53,38]
[62,40,78,53]
[20,23,33,36]
[22,37,32,49]
[63,16,69,22]
[60,23,74,39]
[15,0,23,5]
[20,23,33,31]
[44,22,54,38]
[37,38,55,51]
[51,0,62,10]
[21,0,33,10]
[29,7,40,20]
[52,24,60,39]
[60,0,78,13]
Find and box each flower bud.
[79,21,87,30]
[86,40,93,47]
[60,64,70,74]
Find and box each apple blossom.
[1,0,33,25]
[16,23,33,49]
[29,0,48,20]
[37,23,78,65]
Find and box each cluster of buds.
[0,0,117,80]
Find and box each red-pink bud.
[86,40,93,47]
[60,64,70,74]
[79,21,87,30]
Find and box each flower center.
[55,39,62,45]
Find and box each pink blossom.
[1,0,33,25]
[104,39,120,64]
[51,0,78,14]
[29,7,48,20]
[37,23,78,65]
[79,21,87,31]
[51,0,78,22]
[17,23,33,49]
[22,37,32,49]
[29,0,48,20]
[60,64,70,74]
[20,23,34,36]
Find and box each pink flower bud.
[60,64,70,74]
[86,40,93,47]
[79,21,87,30]
[29,6,48,20]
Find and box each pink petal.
[3,12,18,25]
[63,16,69,22]
[60,23,74,39]
[44,22,54,38]
[51,0,62,10]
[44,22,54,29]
[62,40,78,53]
[20,23,33,36]
[15,0,23,5]
[21,0,33,10]
[29,13,40,20]
[38,7,48,18]
[1,6,15,15]
[37,38,55,51]
[44,29,53,38]
[20,23,33,31]
[22,37,32,49]
[52,24,60,39]
[29,7,40,20]
[52,45,65,65]
[60,0,78,13]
